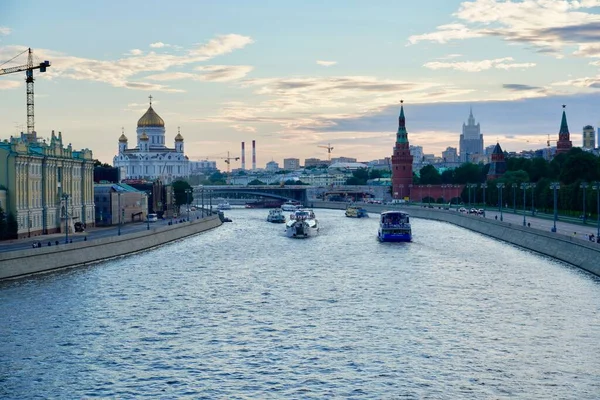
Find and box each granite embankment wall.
[0,216,222,280]
[312,201,600,277]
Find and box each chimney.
[252,140,256,170]
[241,142,246,170]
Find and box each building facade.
[331,156,357,164]
[94,183,148,226]
[283,158,300,170]
[266,161,279,171]
[442,147,458,163]
[304,158,328,168]
[583,125,595,150]
[0,131,95,238]
[391,102,414,199]
[556,105,573,155]
[459,108,484,162]
[113,98,189,184]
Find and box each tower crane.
[318,143,334,162]
[200,152,240,184]
[0,48,51,141]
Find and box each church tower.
[174,127,184,153]
[391,101,414,199]
[118,132,128,154]
[556,105,573,155]
[137,95,166,149]
[486,142,507,180]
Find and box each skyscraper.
[583,125,595,150]
[459,107,484,162]
[391,101,414,199]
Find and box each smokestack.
[252,140,256,170]
[241,142,246,170]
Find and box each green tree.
[0,206,7,240]
[559,150,600,184]
[369,169,384,180]
[172,180,194,207]
[419,165,442,184]
[248,179,265,185]
[208,171,226,185]
[345,168,369,185]
[453,163,483,184]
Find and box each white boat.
[285,209,319,238]
[267,208,286,223]
[281,200,301,211]
[217,201,231,210]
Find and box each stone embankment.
[311,201,600,277]
[0,216,222,280]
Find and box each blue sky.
[1,0,600,167]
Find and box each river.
[1,208,599,399]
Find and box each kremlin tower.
[556,105,573,155]
[391,101,414,199]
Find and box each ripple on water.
[1,208,600,399]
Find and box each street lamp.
[481,183,488,215]
[530,183,536,216]
[550,182,560,232]
[62,193,70,243]
[520,183,529,226]
[117,191,122,236]
[185,188,192,221]
[144,192,150,230]
[512,183,517,213]
[427,184,432,205]
[580,182,589,224]
[467,183,472,208]
[496,183,505,221]
[593,182,600,240]
[408,184,413,203]
[27,209,31,238]
[467,183,477,208]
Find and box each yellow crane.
[318,143,334,162]
[0,48,51,140]
[201,152,240,184]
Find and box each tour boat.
[217,201,231,210]
[281,200,301,211]
[285,209,319,238]
[267,208,286,223]
[378,211,412,242]
[345,205,369,218]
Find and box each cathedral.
[459,108,484,163]
[113,97,189,183]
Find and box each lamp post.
[145,192,150,230]
[550,182,560,233]
[209,190,213,215]
[27,209,31,238]
[201,187,205,217]
[454,185,460,209]
[481,183,488,215]
[62,193,70,243]
[496,183,504,221]
[520,183,529,226]
[117,191,122,236]
[185,188,192,221]
[512,183,517,213]
[530,183,536,216]
[408,184,413,203]
[398,184,404,201]
[467,183,472,208]
[441,184,446,204]
[580,182,588,224]
[467,183,477,208]
[593,182,600,240]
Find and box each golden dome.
[140,132,149,141]
[174,133,184,142]
[118,133,128,142]
[137,105,165,128]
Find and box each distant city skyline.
[1,0,600,168]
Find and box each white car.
[458,207,467,213]
[147,213,158,222]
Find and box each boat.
[345,205,369,218]
[378,210,412,242]
[281,200,301,211]
[267,208,286,223]
[285,209,319,238]
[245,200,284,209]
[217,201,231,210]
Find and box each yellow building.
[0,131,95,238]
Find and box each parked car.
[458,207,467,213]
[147,213,158,222]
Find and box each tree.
[419,165,442,184]
[453,163,483,184]
[208,171,226,185]
[0,206,6,240]
[369,169,384,180]
[171,180,193,207]
[346,168,369,185]
[248,179,265,185]
[6,213,18,240]
[93,160,111,168]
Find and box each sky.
[1,0,600,169]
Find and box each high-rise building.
[266,161,279,171]
[409,145,423,167]
[459,108,484,162]
[304,158,327,168]
[556,105,573,155]
[391,101,414,199]
[583,125,595,150]
[283,158,300,170]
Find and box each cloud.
[150,42,170,48]
[0,34,254,93]
[146,65,253,82]
[230,124,257,133]
[316,60,337,67]
[552,75,600,88]
[129,49,143,56]
[0,27,11,36]
[502,84,544,91]
[424,57,535,72]
[408,0,600,58]
[0,80,20,90]
[436,54,462,60]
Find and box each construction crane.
[200,152,240,184]
[0,48,51,140]
[318,143,334,162]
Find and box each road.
[0,209,210,253]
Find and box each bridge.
[193,185,392,204]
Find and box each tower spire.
[396,100,408,144]
[149,94,153,107]
[556,104,572,155]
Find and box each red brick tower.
[556,104,572,155]
[391,101,414,199]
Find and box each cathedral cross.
[149,95,153,106]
